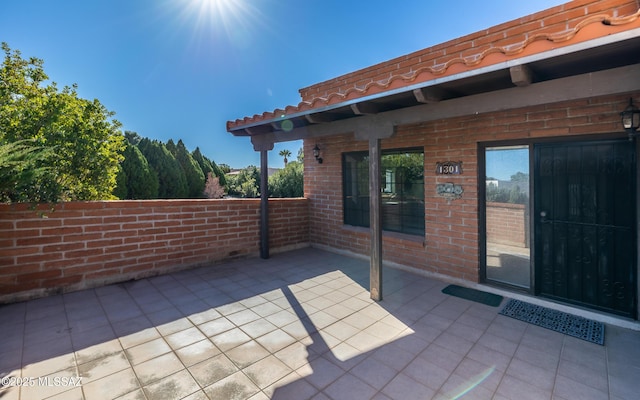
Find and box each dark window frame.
[342,147,425,236]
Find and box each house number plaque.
[436,161,462,175]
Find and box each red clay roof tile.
[227,3,640,132]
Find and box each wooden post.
[354,117,395,302]
[260,149,269,259]
[251,135,274,260]
[369,137,382,301]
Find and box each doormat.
[442,285,504,307]
[499,299,604,345]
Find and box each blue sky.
[1,0,564,168]
[486,146,529,181]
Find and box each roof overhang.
[228,27,640,143]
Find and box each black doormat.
[442,285,504,307]
[499,299,605,345]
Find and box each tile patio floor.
[1,247,639,400]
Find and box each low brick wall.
[486,202,528,248]
[0,198,309,303]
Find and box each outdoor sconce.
[313,144,323,164]
[621,98,640,140]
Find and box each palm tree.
[279,149,292,166]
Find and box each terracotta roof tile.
[227,4,640,131]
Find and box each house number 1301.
[436,161,462,175]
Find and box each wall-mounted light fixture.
[313,144,323,164]
[621,98,640,141]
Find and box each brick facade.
[0,199,309,303]
[304,93,635,282]
[486,202,528,248]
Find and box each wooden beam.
[251,134,275,152]
[305,113,339,124]
[354,117,396,140]
[242,64,640,143]
[245,125,272,136]
[385,63,640,129]
[413,87,448,103]
[351,102,381,115]
[510,65,533,87]
[369,137,382,301]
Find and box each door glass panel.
[485,146,531,289]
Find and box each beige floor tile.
[275,342,312,370]
[9,249,640,400]
[175,339,221,367]
[142,369,200,400]
[19,367,83,400]
[303,357,344,390]
[204,371,261,400]
[382,373,435,400]
[82,368,140,400]
[164,327,207,350]
[226,341,271,368]
[324,373,377,400]
[78,351,130,384]
[239,319,278,339]
[198,317,235,337]
[255,329,296,354]
[74,339,123,366]
[553,374,608,400]
[244,355,293,389]
[118,326,161,350]
[350,356,398,390]
[132,352,184,386]
[210,328,252,352]
[495,374,552,400]
[189,353,239,387]
[125,338,171,366]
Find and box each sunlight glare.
[178,0,261,49]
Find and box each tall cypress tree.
[171,140,204,198]
[138,138,187,198]
[192,147,227,187]
[116,141,158,199]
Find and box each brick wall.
[298,0,638,103]
[304,93,635,282]
[0,198,309,303]
[486,202,528,247]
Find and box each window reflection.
[485,146,531,289]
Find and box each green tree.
[269,161,303,198]
[138,138,187,198]
[511,171,529,183]
[0,43,124,201]
[0,140,59,203]
[192,147,213,176]
[192,147,226,186]
[279,149,292,166]
[115,141,159,199]
[226,165,260,198]
[124,130,142,146]
[113,163,128,200]
[218,163,231,174]
[485,171,529,205]
[165,139,177,155]
[171,139,205,198]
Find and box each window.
[343,148,425,236]
[483,145,531,289]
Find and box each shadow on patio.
[1,247,639,399]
